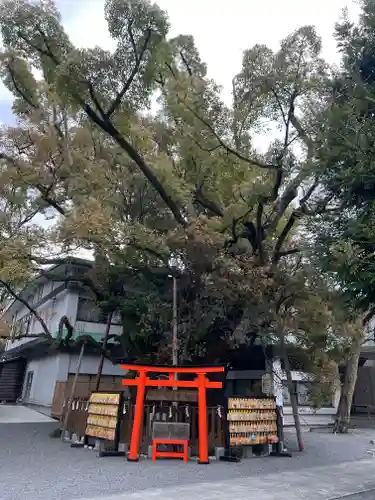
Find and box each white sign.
[262,374,273,396]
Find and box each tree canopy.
[0,0,368,379]
[311,0,375,321]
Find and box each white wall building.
[272,359,340,426]
[225,350,340,427]
[0,258,125,415]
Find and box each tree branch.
[127,241,169,264]
[0,152,66,216]
[179,50,193,76]
[276,248,300,258]
[0,280,51,338]
[300,194,335,216]
[105,28,152,119]
[191,137,221,153]
[274,89,298,199]
[300,178,319,206]
[13,27,186,227]
[183,101,277,170]
[6,62,38,110]
[34,183,66,215]
[16,30,58,63]
[272,212,299,265]
[87,81,106,118]
[194,186,224,217]
[290,113,314,158]
[256,201,265,261]
[35,25,60,64]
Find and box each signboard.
[146,388,198,402]
[85,392,121,442]
[227,397,278,447]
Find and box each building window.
[76,298,107,323]
[76,298,122,324]
[225,379,264,397]
[31,285,44,306]
[12,314,32,339]
[112,310,122,324]
[282,382,292,405]
[282,381,333,407]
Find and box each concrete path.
[0,404,54,423]
[80,459,375,500]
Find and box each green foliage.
[0,0,363,373]
[311,0,375,315]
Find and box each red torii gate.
[121,363,225,464]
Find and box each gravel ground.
[1,422,375,500]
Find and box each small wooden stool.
[152,439,189,462]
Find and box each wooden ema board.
[227,397,278,447]
[85,392,121,441]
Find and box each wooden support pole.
[61,342,85,442]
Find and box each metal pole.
[95,311,113,392]
[172,276,178,366]
[61,341,86,441]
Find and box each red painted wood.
[122,378,222,389]
[152,439,189,462]
[197,373,209,463]
[121,364,225,374]
[121,363,223,464]
[128,370,146,461]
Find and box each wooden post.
[61,342,85,442]
[95,312,113,392]
[127,370,147,461]
[197,373,209,464]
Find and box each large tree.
[0,0,356,448]
[310,0,375,432]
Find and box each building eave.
[4,256,94,317]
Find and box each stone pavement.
[80,460,375,500]
[0,403,54,423]
[2,421,375,500]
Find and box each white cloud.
[63,0,361,98]
[0,0,361,109]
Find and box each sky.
[0,0,362,261]
[0,0,361,126]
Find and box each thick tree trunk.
[333,338,362,434]
[281,338,304,451]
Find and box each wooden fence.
[61,398,225,455]
[51,375,124,419]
